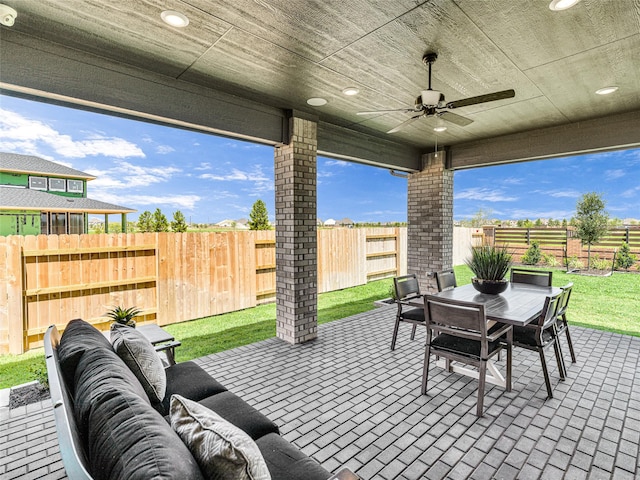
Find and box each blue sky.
[1,94,638,224]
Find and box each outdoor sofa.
[44,319,354,480]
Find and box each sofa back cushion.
[57,319,113,391]
[74,348,203,480]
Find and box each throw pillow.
[111,324,166,403]
[170,394,271,480]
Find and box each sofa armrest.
[154,340,181,366]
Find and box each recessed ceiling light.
[342,87,359,96]
[161,10,189,28]
[307,97,327,106]
[595,86,619,95]
[549,0,580,11]
[433,125,447,133]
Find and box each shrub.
[589,254,611,271]
[542,253,559,267]
[615,242,637,270]
[567,256,583,270]
[29,357,49,389]
[521,241,542,265]
[465,244,512,281]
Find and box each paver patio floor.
[1,305,639,479]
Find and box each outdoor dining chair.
[555,283,576,364]
[391,274,425,350]
[422,295,513,417]
[434,269,457,292]
[510,267,553,286]
[511,291,565,398]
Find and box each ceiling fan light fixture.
[549,0,580,11]
[342,87,359,96]
[595,86,618,95]
[161,10,189,27]
[434,118,447,132]
[421,90,441,106]
[307,97,327,106]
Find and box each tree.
[248,200,270,230]
[575,192,609,269]
[171,210,188,232]
[152,208,169,232]
[615,242,637,270]
[137,211,153,232]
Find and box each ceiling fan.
[357,53,515,134]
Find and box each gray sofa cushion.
[87,384,204,480]
[58,318,113,390]
[160,361,228,414]
[111,324,166,403]
[198,391,280,440]
[74,347,150,437]
[255,433,331,480]
[170,395,271,480]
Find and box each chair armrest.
[154,340,181,352]
[327,467,361,480]
[487,323,512,342]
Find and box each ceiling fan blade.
[387,114,423,134]
[446,89,515,109]
[357,107,420,115]
[439,111,474,127]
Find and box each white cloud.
[454,188,517,202]
[605,169,625,181]
[0,108,145,159]
[544,189,581,198]
[194,162,212,171]
[156,145,175,154]
[87,161,180,190]
[92,192,200,210]
[621,186,640,198]
[324,160,350,167]
[199,165,273,195]
[506,208,574,219]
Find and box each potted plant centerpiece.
[105,306,141,329]
[465,244,513,295]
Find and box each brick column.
[407,151,454,293]
[274,116,318,344]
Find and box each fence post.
[626,226,630,244]
[482,226,495,246]
[526,228,530,245]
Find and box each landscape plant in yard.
[575,192,609,269]
[616,242,637,270]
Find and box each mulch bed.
[9,382,50,409]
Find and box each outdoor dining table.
[409,282,562,388]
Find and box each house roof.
[0,152,96,180]
[0,2,638,171]
[0,187,135,214]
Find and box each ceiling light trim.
[161,10,189,28]
[549,0,581,11]
[595,86,619,95]
[307,97,327,106]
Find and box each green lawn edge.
[1,268,638,389]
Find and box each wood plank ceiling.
[0,0,639,170]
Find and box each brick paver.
[1,305,639,479]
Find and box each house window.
[69,213,84,234]
[67,179,84,193]
[50,212,66,235]
[40,213,49,234]
[29,176,47,190]
[49,178,66,192]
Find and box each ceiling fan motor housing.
[421,90,442,106]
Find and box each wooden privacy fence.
[485,226,640,264]
[0,227,407,354]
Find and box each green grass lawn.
[1,268,638,389]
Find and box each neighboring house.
[0,152,135,236]
[324,218,336,227]
[337,218,354,227]
[215,219,249,229]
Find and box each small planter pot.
[374,298,396,308]
[471,278,508,295]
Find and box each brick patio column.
[274,116,318,344]
[407,151,453,293]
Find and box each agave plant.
[465,244,513,281]
[105,306,141,327]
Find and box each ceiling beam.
[0,30,423,171]
[449,110,640,169]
